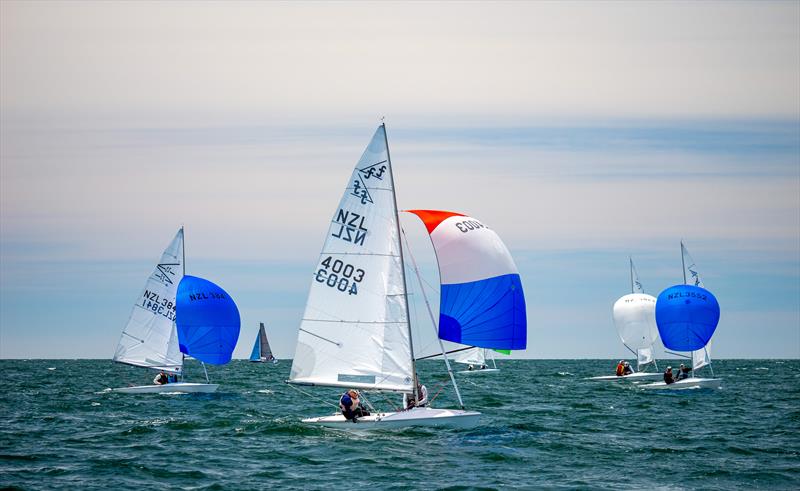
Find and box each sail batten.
[289,125,414,392]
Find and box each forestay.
[289,126,413,392]
[176,275,241,365]
[407,210,527,350]
[113,229,184,373]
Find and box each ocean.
[1,359,797,490]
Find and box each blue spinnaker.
[655,284,719,351]
[176,275,241,365]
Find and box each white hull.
[457,368,500,375]
[588,372,663,381]
[302,406,481,429]
[639,377,722,391]
[111,382,219,394]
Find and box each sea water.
[1,359,797,489]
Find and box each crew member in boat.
[663,366,675,384]
[622,361,633,375]
[167,372,178,383]
[480,364,487,370]
[675,363,691,380]
[403,380,429,410]
[468,364,474,371]
[153,371,169,385]
[339,389,369,421]
[615,360,626,376]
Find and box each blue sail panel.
[249,331,261,361]
[438,273,527,350]
[176,275,241,365]
[655,284,720,351]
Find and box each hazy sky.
[1,1,798,360]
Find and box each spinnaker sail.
[406,210,526,350]
[176,275,241,365]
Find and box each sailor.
[622,361,633,375]
[167,372,178,383]
[403,380,429,410]
[663,366,675,385]
[339,389,369,422]
[480,364,487,370]
[615,360,626,376]
[153,371,168,385]
[675,363,691,380]
[468,364,474,371]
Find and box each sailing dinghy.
[287,124,480,429]
[112,228,240,394]
[249,322,277,364]
[589,258,662,382]
[640,242,721,390]
[452,347,500,374]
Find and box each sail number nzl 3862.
[315,256,364,295]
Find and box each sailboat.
[249,322,277,364]
[640,242,721,390]
[287,124,480,428]
[451,347,501,374]
[112,228,241,394]
[405,210,526,375]
[589,258,662,381]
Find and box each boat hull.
[457,368,500,375]
[302,407,481,429]
[111,382,219,394]
[639,377,722,390]
[587,372,663,381]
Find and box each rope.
[285,383,340,410]
[428,379,451,404]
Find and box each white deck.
[302,406,481,429]
[110,382,219,394]
[639,377,722,390]
[587,372,663,381]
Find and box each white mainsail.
[451,347,486,366]
[113,228,184,372]
[289,126,414,392]
[692,344,711,371]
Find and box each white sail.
[682,242,705,288]
[637,346,654,366]
[113,229,184,372]
[612,293,658,351]
[692,345,711,371]
[289,126,413,392]
[451,347,486,366]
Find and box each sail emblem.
[350,160,387,205]
[154,263,180,286]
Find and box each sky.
[1,1,798,360]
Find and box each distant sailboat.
[451,347,500,374]
[249,322,277,364]
[641,242,721,390]
[589,257,662,381]
[287,124,480,428]
[112,228,240,394]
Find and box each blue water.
[1,359,798,489]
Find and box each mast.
[402,228,466,409]
[181,225,186,376]
[681,240,687,285]
[383,122,419,402]
[629,256,634,294]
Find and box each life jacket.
[616,363,625,376]
[664,371,675,384]
[340,392,357,419]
